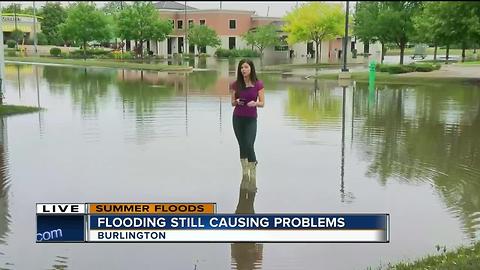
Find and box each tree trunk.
[461,45,466,63]
[364,40,369,55]
[434,44,437,61]
[315,41,321,64]
[399,43,405,65]
[83,41,87,61]
[381,42,385,64]
[445,44,450,64]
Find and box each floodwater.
[0,61,479,269]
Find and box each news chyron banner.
[36,203,389,243]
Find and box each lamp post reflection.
[338,80,355,203]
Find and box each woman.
[230,59,265,178]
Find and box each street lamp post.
[0,3,4,104]
[33,1,38,55]
[341,1,350,72]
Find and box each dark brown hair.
[235,59,258,91]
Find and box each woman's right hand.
[236,98,245,106]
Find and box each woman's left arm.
[256,89,265,107]
[247,89,265,107]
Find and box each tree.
[414,2,480,63]
[59,3,111,60]
[449,2,480,62]
[354,2,422,65]
[353,2,390,63]
[102,1,127,15]
[283,3,344,64]
[187,25,221,54]
[242,24,280,57]
[377,2,422,65]
[39,2,67,45]
[11,30,24,45]
[2,3,22,13]
[117,2,172,58]
[412,2,441,61]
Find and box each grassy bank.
[5,57,192,72]
[369,242,480,270]
[316,72,478,85]
[262,63,363,71]
[460,61,480,65]
[385,48,474,56]
[0,105,41,116]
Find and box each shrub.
[215,48,259,58]
[376,63,439,74]
[388,65,415,74]
[50,47,61,57]
[6,50,17,57]
[70,48,110,58]
[413,64,433,72]
[111,50,134,60]
[36,33,48,45]
[6,40,16,48]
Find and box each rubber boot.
[247,161,257,192]
[241,158,249,176]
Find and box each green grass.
[315,72,478,85]
[5,57,192,72]
[369,242,480,270]
[460,61,480,65]
[0,105,41,116]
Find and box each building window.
[188,20,194,28]
[229,37,236,49]
[200,19,206,25]
[168,20,174,29]
[177,20,183,29]
[229,20,236,29]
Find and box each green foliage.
[376,63,440,73]
[6,50,18,57]
[6,40,16,48]
[283,2,344,63]
[2,3,22,13]
[68,49,111,59]
[387,241,480,270]
[50,47,62,57]
[355,2,422,64]
[11,29,24,42]
[36,33,49,45]
[242,24,280,55]
[215,49,260,58]
[39,2,67,45]
[117,2,172,57]
[188,25,221,53]
[102,1,127,15]
[0,105,41,116]
[59,3,111,59]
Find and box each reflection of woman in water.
[230,59,265,179]
[231,170,262,270]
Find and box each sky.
[3,1,349,18]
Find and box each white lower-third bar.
[88,230,387,242]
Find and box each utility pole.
[184,1,187,55]
[341,1,350,72]
[0,3,4,104]
[14,4,19,50]
[33,1,38,55]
